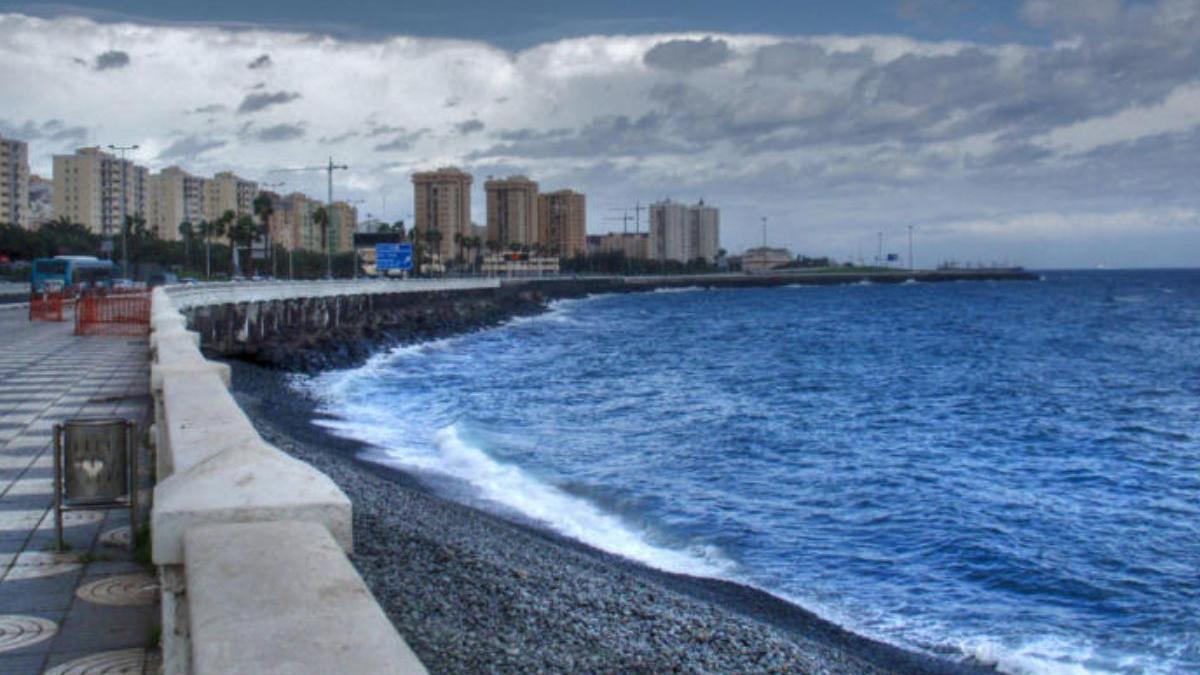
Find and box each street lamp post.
[908,225,914,272]
[107,144,139,279]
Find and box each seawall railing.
[149,285,432,674]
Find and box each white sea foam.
[359,423,736,578]
[956,635,1147,675]
[652,285,707,294]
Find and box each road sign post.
[375,243,413,275]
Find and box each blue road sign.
[376,243,412,271]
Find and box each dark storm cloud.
[320,130,360,144]
[455,119,485,135]
[365,124,405,137]
[253,123,305,142]
[0,118,87,144]
[373,128,429,152]
[643,37,731,71]
[191,104,226,114]
[750,42,873,76]
[237,91,301,114]
[247,54,272,69]
[158,135,227,160]
[469,113,692,160]
[94,50,129,70]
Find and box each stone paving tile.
[0,312,156,672]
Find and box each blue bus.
[30,256,116,293]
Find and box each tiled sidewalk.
[0,306,159,674]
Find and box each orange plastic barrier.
[74,291,150,336]
[29,292,65,322]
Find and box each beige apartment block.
[275,192,320,252]
[537,189,586,257]
[412,167,472,261]
[0,135,31,228]
[52,147,149,237]
[597,232,650,259]
[203,171,258,222]
[485,175,539,251]
[329,201,358,253]
[147,166,209,241]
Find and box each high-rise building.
[28,176,54,228]
[277,192,318,251]
[649,199,721,263]
[689,200,720,263]
[412,167,472,261]
[486,175,539,250]
[0,135,30,228]
[147,166,209,241]
[537,189,586,257]
[329,201,358,253]
[52,147,149,237]
[203,171,258,223]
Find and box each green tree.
[228,213,258,277]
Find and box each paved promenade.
[0,306,158,674]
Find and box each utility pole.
[877,231,883,267]
[908,225,914,272]
[108,144,138,279]
[761,217,768,248]
[271,157,348,279]
[632,201,646,235]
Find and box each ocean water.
[302,270,1200,674]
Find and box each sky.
[1,0,1198,268]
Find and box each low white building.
[741,247,793,273]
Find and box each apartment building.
[649,199,721,263]
[52,147,149,237]
[596,232,650,259]
[412,167,472,261]
[0,135,30,228]
[203,171,258,222]
[485,175,539,250]
[28,176,53,228]
[147,166,208,241]
[329,201,358,253]
[537,189,586,257]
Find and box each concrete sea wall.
[148,284,437,675]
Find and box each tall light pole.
[908,225,914,272]
[271,158,347,279]
[108,144,138,279]
[761,216,768,248]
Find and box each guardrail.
[149,286,427,674]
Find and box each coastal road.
[0,306,158,674]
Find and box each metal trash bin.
[53,418,138,551]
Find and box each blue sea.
[302,270,1200,674]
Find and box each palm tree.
[453,232,464,266]
[178,221,194,271]
[253,193,274,277]
[312,206,330,278]
[199,218,225,279]
[229,214,257,277]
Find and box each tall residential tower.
[0,135,30,228]
[412,167,472,261]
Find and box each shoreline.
[224,291,997,673]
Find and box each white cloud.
[0,5,1197,268]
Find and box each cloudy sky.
[1,0,1198,268]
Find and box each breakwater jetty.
[178,269,1034,370]
[149,269,1030,673]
